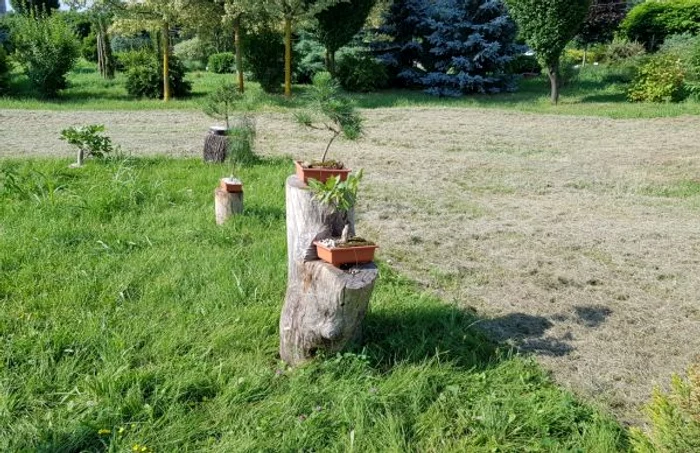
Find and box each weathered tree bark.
[280,175,378,365]
[284,15,292,98]
[214,187,243,225]
[162,21,171,102]
[548,64,560,105]
[234,16,244,94]
[203,127,228,163]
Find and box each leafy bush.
[308,170,363,213]
[243,27,284,94]
[621,0,700,51]
[335,52,388,92]
[630,364,700,452]
[60,124,115,167]
[603,38,647,64]
[122,49,191,99]
[628,53,687,102]
[11,12,80,97]
[661,33,700,99]
[207,52,235,74]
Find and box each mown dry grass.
[2,107,699,424]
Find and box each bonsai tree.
[203,82,242,130]
[295,72,363,167]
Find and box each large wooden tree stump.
[280,175,378,365]
[203,127,228,163]
[214,187,243,225]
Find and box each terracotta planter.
[314,241,378,267]
[295,161,351,185]
[220,177,243,193]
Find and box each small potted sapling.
[203,82,252,192]
[309,169,378,267]
[294,72,363,184]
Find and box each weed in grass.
[0,157,627,451]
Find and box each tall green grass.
[0,157,627,451]
[1,60,700,118]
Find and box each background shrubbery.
[243,27,284,94]
[207,52,236,74]
[121,49,191,99]
[11,12,79,97]
[622,0,700,51]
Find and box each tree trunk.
[96,19,115,80]
[284,16,292,98]
[234,16,244,94]
[325,48,336,76]
[548,64,559,105]
[203,127,228,162]
[280,175,378,365]
[214,187,243,225]
[162,21,171,102]
[582,46,587,68]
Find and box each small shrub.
[628,53,687,103]
[60,124,114,167]
[122,49,191,99]
[207,52,235,74]
[11,12,80,97]
[622,0,700,51]
[335,52,389,93]
[203,82,242,130]
[630,364,700,452]
[243,27,284,94]
[565,47,603,65]
[660,33,700,99]
[603,38,647,64]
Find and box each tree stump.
[214,187,243,225]
[203,126,228,163]
[280,175,378,365]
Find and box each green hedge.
[621,0,700,51]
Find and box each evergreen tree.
[422,0,520,96]
[314,0,376,74]
[372,0,437,87]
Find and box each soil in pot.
[314,237,378,267]
[295,160,351,184]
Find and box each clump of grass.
[0,157,626,451]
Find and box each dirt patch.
[2,107,700,423]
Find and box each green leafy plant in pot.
[308,169,378,267]
[294,71,364,185]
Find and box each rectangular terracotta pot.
[220,178,243,193]
[314,241,378,267]
[295,161,351,185]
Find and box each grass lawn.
[1,60,700,119]
[0,157,627,451]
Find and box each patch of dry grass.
[2,107,699,424]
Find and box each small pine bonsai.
[295,72,363,168]
[203,82,242,130]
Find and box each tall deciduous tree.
[9,0,59,15]
[576,0,627,64]
[313,0,376,74]
[222,0,258,93]
[504,0,591,104]
[263,0,340,97]
[115,0,215,101]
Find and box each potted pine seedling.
[203,82,256,165]
[309,170,378,267]
[294,72,363,185]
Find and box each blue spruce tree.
[422,0,520,96]
[372,0,437,87]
